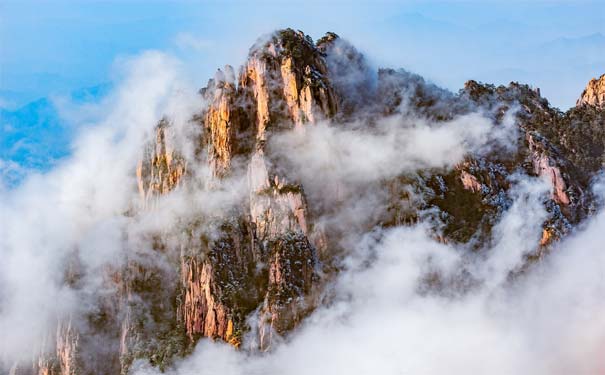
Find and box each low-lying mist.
[132,176,605,374]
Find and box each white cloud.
[175,32,215,52]
[0,50,200,364]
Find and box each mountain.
[6,29,605,375]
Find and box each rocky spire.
[136,119,187,204]
[577,73,605,107]
[177,29,339,351]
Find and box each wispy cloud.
[174,32,215,52]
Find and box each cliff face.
[179,29,337,351]
[136,119,187,204]
[21,29,605,374]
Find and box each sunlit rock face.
[30,320,80,375]
[136,119,187,205]
[23,28,605,374]
[577,74,605,108]
[178,29,339,351]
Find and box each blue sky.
[1,0,604,181]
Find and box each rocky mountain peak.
[577,73,605,108]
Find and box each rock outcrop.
[136,119,187,205]
[577,74,605,108]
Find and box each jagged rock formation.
[179,29,338,351]
[178,218,259,347]
[31,319,79,375]
[577,74,605,108]
[136,119,187,204]
[17,29,605,374]
[417,79,601,249]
